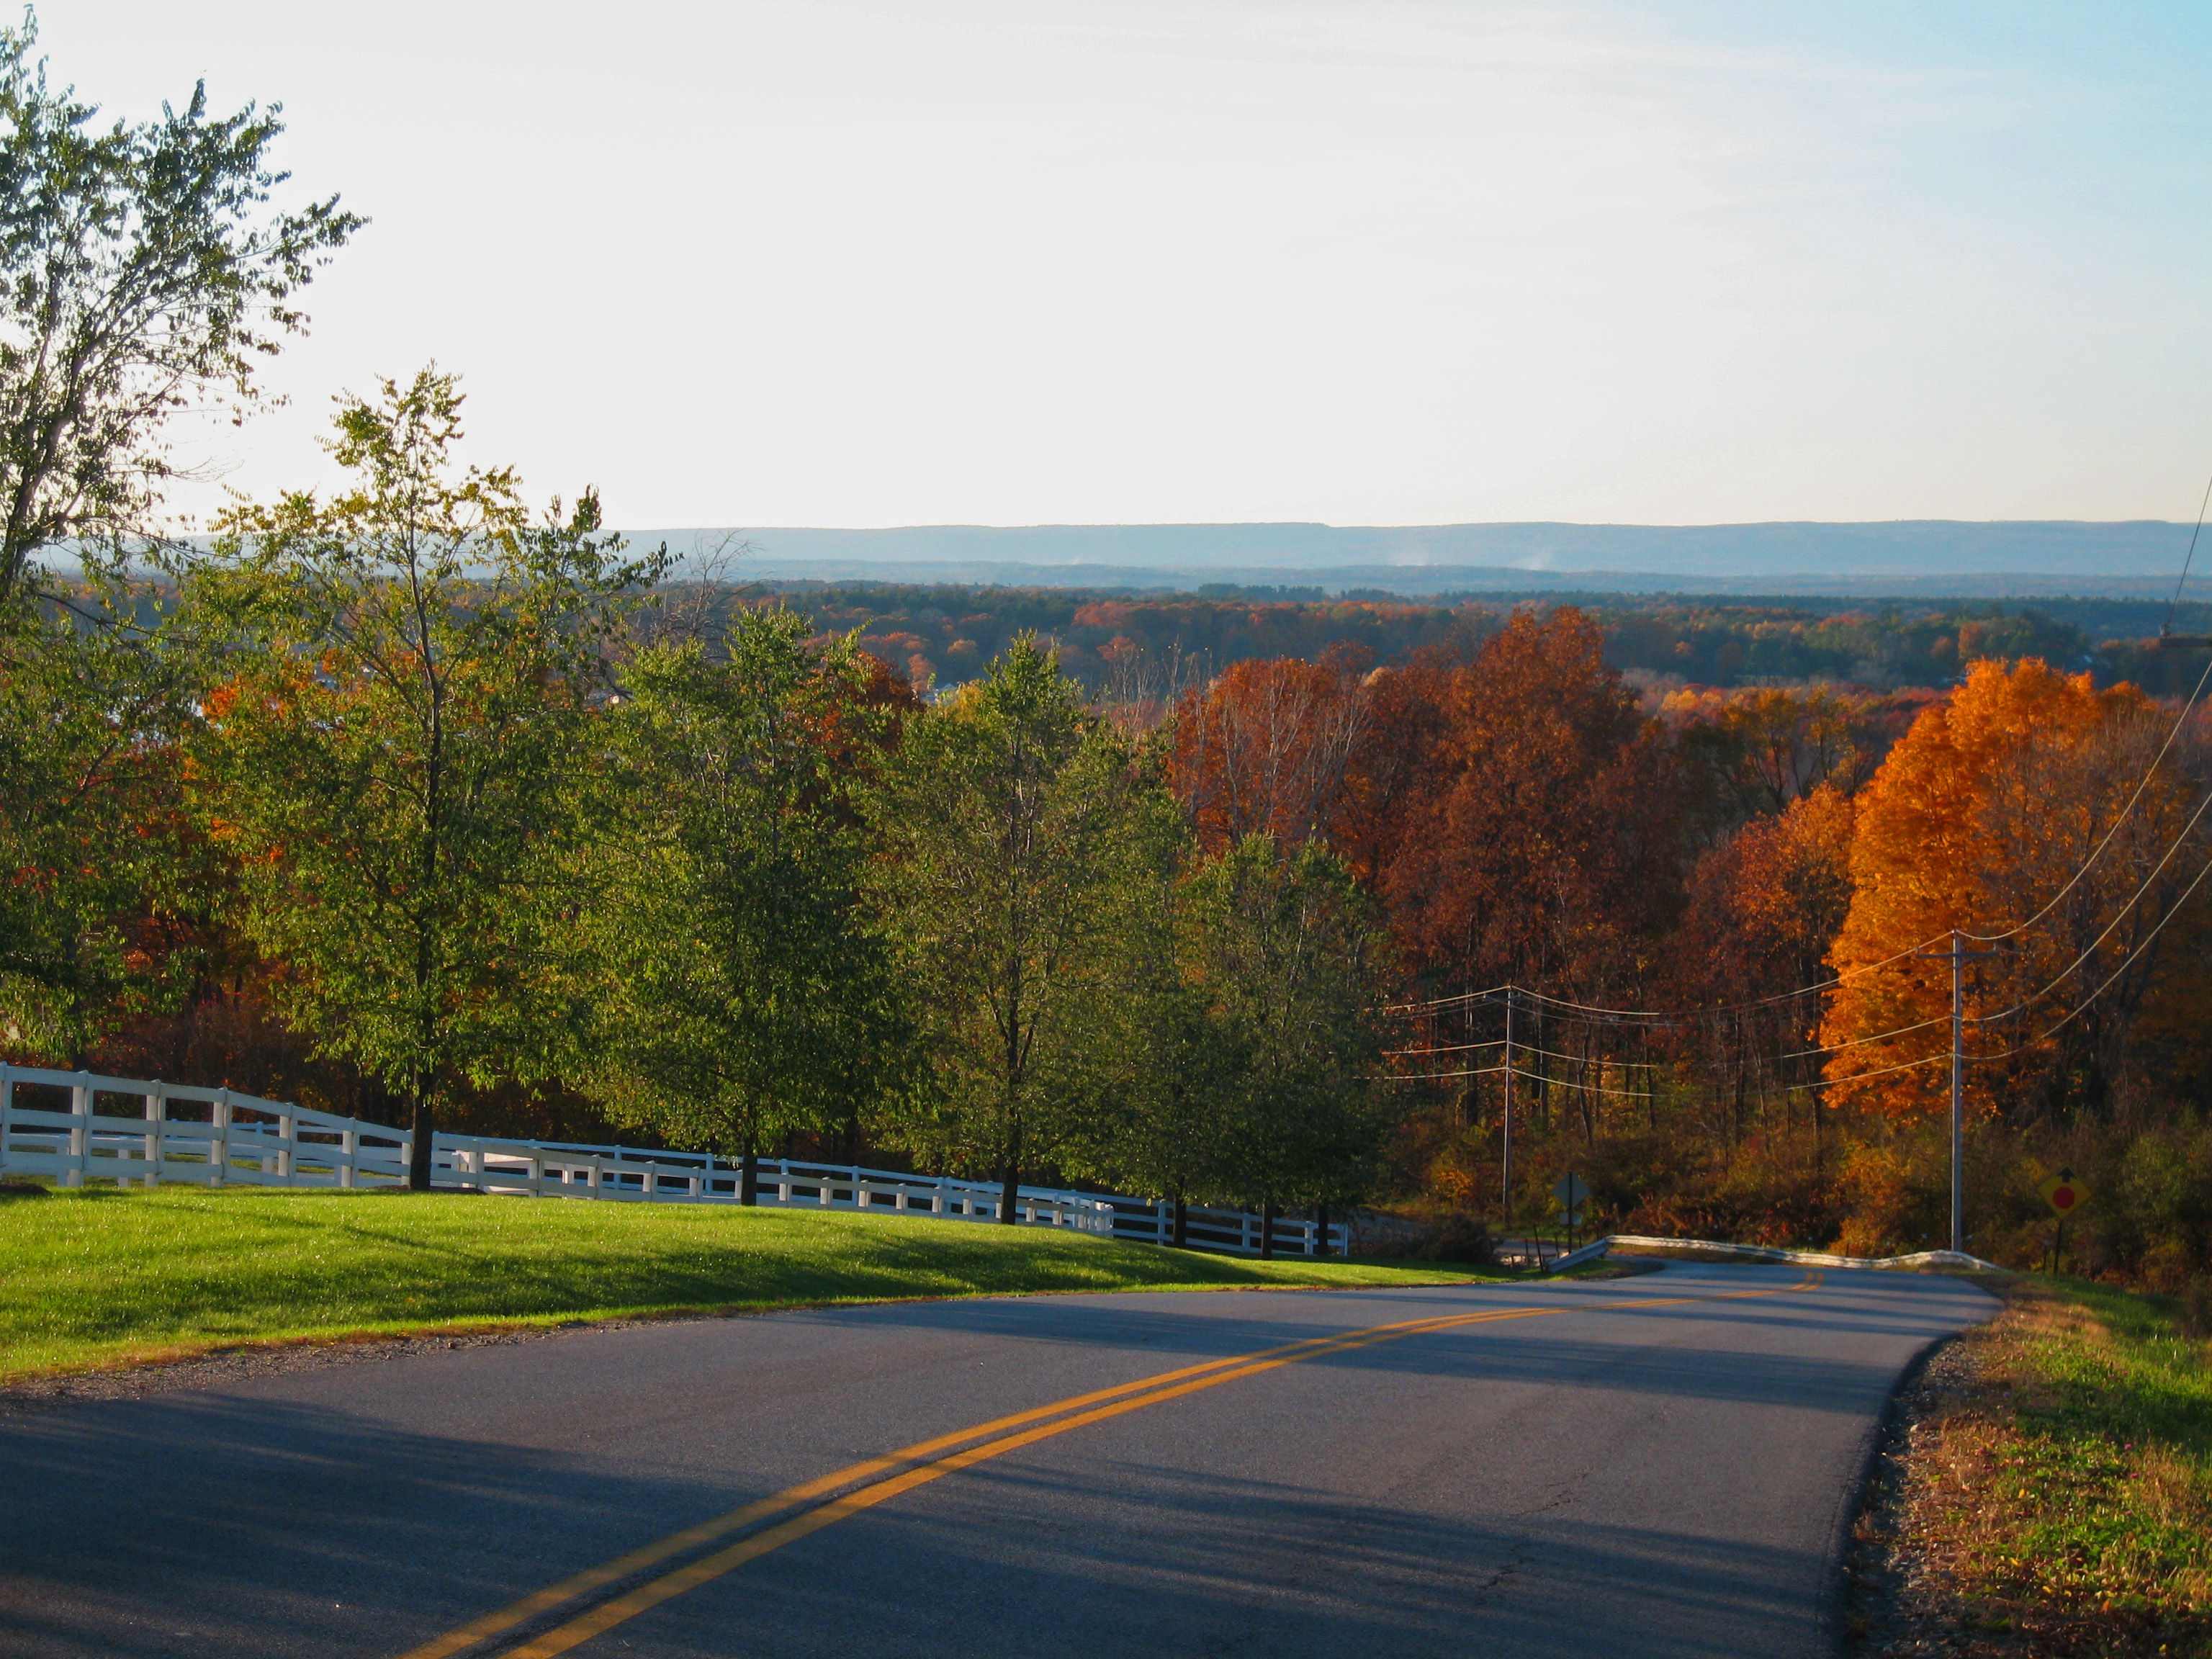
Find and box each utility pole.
[1501,989,1514,1215]
[1917,930,1997,1254]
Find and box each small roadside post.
[2037,1167,2091,1274]
[1554,1172,1590,1254]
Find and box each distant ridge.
[628,521,2197,599]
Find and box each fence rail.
[0,1064,1346,1257]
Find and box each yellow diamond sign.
[2037,1169,2090,1216]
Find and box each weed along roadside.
[0,1187,1508,1387]
[1848,1271,2212,1658]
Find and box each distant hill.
[629,521,2201,598]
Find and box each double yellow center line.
[402,1272,1821,1659]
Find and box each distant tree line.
[685,580,2203,701]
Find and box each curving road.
[0,1259,1994,1659]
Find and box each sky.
[47,1,2212,531]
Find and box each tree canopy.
[0,12,356,604]
[577,612,907,1193]
[188,368,658,1187]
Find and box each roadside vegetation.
[0,1187,1494,1385]
[1862,1272,2212,1656]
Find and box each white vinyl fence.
[0,1064,1346,1257]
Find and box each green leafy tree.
[1083,976,1249,1246]
[866,637,1146,1221]
[1060,765,1240,1246]
[0,11,357,604]
[0,575,204,1060]
[188,367,660,1187]
[1183,835,1393,1253]
[0,9,352,1051]
[579,611,906,1197]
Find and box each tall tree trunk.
[413,669,444,1195]
[1172,1191,1187,1249]
[1260,1199,1278,1261]
[407,1082,436,1191]
[739,1134,759,1207]
[1314,1202,1331,1258]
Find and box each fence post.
[66,1073,89,1189]
[278,1105,297,1184]
[0,1064,10,1178]
[145,1082,165,1188]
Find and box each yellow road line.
[408,1272,1820,1659]
[395,1306,1529,1659]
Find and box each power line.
[1961,457,2212,944]
[1970,778,2212,1025]
[2165,464,2212,638]
[1388,1049,1948,1100]
[1386,1012,1946,1067]
[1381,936,1960,1025]
[1962,647,2212,946]
[1965,828,2212,1061]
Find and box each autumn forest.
[7,367,2210,1291]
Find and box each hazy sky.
[49,1,2212,529]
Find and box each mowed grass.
[0,1186,1493,1383]
[1912,1272,2212,1647]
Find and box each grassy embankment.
[0,1186,1498,1384]
[1897,1272,2212,1652]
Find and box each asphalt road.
[0,1259,1995,1659]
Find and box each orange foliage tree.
[1367,608,1677,999]
[1820,659,2210,1122]
[1669,785,1856,1141]
[1169,651,1371,855]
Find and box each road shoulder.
[1845,1272,2212,1658]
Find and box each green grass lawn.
[0,1187,1496,1383]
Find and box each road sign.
[2038,1168,2091,1215]
[1553,1173,1589,1210]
